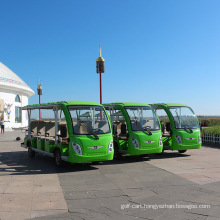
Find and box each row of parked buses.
[21,101,201,166]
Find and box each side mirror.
[113,124,117,135]
[166,122,171,132]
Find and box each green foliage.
[199,118,220,126]
[202,126,220,135]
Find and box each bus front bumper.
[126,145,163,155]
[68,152,114,163]
[170,143,202,151]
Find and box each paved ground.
[0,131,220,220]
[0,131,68,220]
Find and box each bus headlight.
[175,135,182,145]
[72,142,82,155]
[198,134,202,143]
[108,140,113,153]
[159,136,163,147]
[131,138,139,148]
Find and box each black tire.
[54,149,63,167]
[28,146,35,158]
[178,150,187,154]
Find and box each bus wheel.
[54,149,63,167]
[28,145,35,158]
[178,150,187,154]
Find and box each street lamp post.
[96,45,105,104]
[37,80,42,121]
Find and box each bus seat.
[121,123,127,135]
[30,121,38,137]
[131,120,141,130]
[96,121,109,132]
[79,125,88,134]
[45,122,56,141]
[37,121,46,139]
[59,125,67,138]
[57,124,69,144]
[119,123,128,140]
[160,121,165,133]
[166,122,171,132]
[72,121,80,134]
[113,123,118,135]
[117,123,121,135]
[145,120,153,128]
[79,121,92,134]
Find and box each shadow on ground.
[202,142,220,149]
[149,151,191,160]
[0,149,191,176]
[0,151,99,176]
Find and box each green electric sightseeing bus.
[151,103,201,153]
[21,101,114,166]
[103,102,163,157]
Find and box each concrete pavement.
[0,131,68,219]
[0,131,220,219]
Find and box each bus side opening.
[106,107,128,140]
[155,108,172,137]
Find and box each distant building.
[0,62,34,130]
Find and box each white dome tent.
[0,62,34,131]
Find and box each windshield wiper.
[81,122,99,139]
[143,126,152,135]
[186,126,193,133]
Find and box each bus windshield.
[125,106,160,131]
[68,106,111,135]
[169,106,199,129]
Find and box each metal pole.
[28,110,31,138]
[100,72,102,104]
[37,80,42,121]
[39,94,41,121]
[100,72,102,120]
[54,107,58,144]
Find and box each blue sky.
[0,0,220,115]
